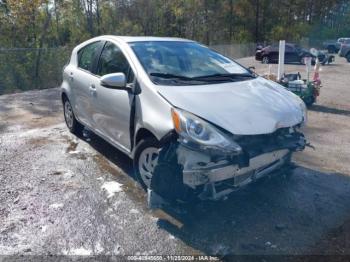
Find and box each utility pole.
[255,0,260,43]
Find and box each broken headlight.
[171,108,242,154]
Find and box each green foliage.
[0,48,70,94]
[0,0,349,93]
[2,0,348,48]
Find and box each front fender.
[131,82,174,156]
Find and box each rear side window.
[78,41,101,72]
[97,42,134,83]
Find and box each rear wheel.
[63,97,84,135]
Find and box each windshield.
[129,41,251,85]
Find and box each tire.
[300,56,305,65]
[63,97,84,135]
[346,53,350,63]
[304,96,315,107]
[262,56,270,64]
[133,137,161,190]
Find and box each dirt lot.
[0,56,350,259]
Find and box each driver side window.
[97,42,134,83]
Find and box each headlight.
[171,108,242,154]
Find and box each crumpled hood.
[156,77,305,135]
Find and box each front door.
[284,45,295,63]
[92,41,135,152]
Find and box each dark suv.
[255,43,324,65]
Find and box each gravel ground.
[0,56,350,259]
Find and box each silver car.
[61,36,307,202]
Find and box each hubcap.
[64,101,74,129]
[262,57,269,64]
[138,147,160,188]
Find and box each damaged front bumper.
[179,146,291,200]
[152,128,306,202]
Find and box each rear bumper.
[255,51,263,61]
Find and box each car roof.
[101,35,195,43]
[267,43,297,49]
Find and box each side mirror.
[100,73,128,89]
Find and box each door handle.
[69,72,74,82]
[89,84,96,95]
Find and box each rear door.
[92,41,135,152]
[72,41,104,126]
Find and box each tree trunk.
[255,0,260,43]
[96,0,101,34]
[229,0,234,41]
[204,0,210,45]
[34,4,51,88]
[54,0,60,45]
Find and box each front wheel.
[303,96,315,107]
[134,138,161,190]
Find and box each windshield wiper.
[149,72,255,84]
[149,72,193,80]
[192,73,255,80]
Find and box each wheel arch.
[132,127,177,158]
[61,91,68,103]
[135,128,158,146]
[60,77,73,105]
